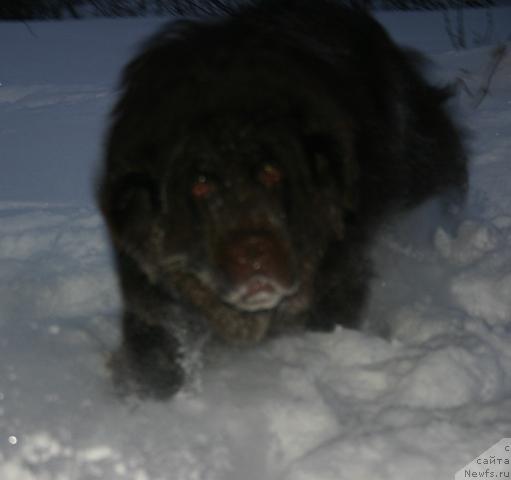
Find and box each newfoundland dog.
[98,0,467,397]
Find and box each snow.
[1,8,511,480]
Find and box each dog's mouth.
[207,226,299,312]
[222,275,297,312]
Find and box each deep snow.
[0,7,511,480]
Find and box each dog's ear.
[98,171,161,245]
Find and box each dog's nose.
[218,231,293,288]
[226,234,273,277]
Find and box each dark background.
[0,0,497,20]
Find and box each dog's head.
[101,108,357,308]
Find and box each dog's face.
[175,125,298,312]
[100,105,358,337]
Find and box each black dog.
[98,0,467,397]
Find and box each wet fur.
[98,0,467,397]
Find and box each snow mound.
[1,199,510,480]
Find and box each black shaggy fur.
[98,0,467,398]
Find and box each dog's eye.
[191,175,216,199]
[259,164,282,188]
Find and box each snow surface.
[1,8,511,480]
